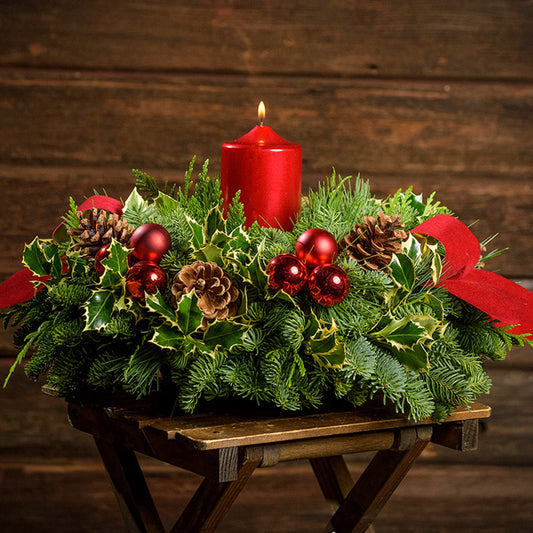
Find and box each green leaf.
[389,253,415,290]
[308,318,347,368]
[202,320,249,350]
[122,187,150,227]
[84,290,115,330]
[154,191,179,211]
[391,344,430,371]
[431,249,443,285]
[370,316,427,351]
[403,234,422,262]
[187,216,204,249]
[99,241,131,288]
[175,291,204,335]
[150,324,184,350]
[145,292,178,325]
[23,238,51,277]
[241,254,268,290]
[43,242,63,279]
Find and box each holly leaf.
[307,316,347,368]
[100,241,131,288]
[145,292,178,326]
[122,187,152,227]
[389,253,415,290]
[370,316,428,351]
[202,320,249,351]
[150,324,184,350]
[391,344,430,371]
[241,254,268,290]
[153,191,179,212]
[175,291,204,335]
[23,238,52,277]
[403,234,422,262]
[187,216,204,249]
[84,290,115,331]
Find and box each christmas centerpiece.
[1,107,532,422]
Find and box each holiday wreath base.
[1,160,532,422]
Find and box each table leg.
[327,427,432,533]
[94,436,165,533]
[310,456,375,533]
[169,451,262,533]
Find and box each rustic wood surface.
[0,2,531,531]
[1,364,532,532]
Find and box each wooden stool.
[66,400,490,533]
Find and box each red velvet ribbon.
[0,195,123,309]
[412,214,533,338]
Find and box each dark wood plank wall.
[0,3,532,531]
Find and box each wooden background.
[0,2,532,531]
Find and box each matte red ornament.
[126,260,167,303]
[94,244,111,276]
[308,264,350,306]
[295,228,338,270]
[266,253,308,295]
[130,223,172,262]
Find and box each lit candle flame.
[258,101,265,125]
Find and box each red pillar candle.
[221,102,302,231]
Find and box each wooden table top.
[85,401,491,451]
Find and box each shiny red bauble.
[266,253,308,295]
[125,260,167,303]
[94,244,111,275]
[130,223,172,262]
[308,264,350,306]
[295,228,338,270]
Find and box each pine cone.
[67,208,135,257]
[340,212,408,270]
[171,261,239,327]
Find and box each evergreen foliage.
[1,159,530,421]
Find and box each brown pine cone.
[67,208,136,257]
[340,211,408,270]
[171,261,239,327]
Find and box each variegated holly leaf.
[391,344,429,371]
[201,320,249,351]
[84,290,115,331]
[389,253,415,290]
[99,241,131,288]
[150,324,184,351]
[240,253,268,290]
[23,238,57,278]
[145,291,178,326]
[122,187,154,227]
[370,315,432,351]
[175,291,204,335]
[306,314,347,368]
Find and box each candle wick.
[259,117,264,126]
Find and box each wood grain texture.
[1,1,532,80]
[0,70,531,176]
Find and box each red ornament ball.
[94,244,111,276]
[126,260,167,303]
[295,228,338,269]
[266,253,308,295]
[130,223,172,262]
[308,264,350,306]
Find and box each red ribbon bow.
[411,214,533,339]
[0,195,123,309]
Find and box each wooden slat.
[141,403,490,451]
[0,71,531,176]
[1,1,531,80]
